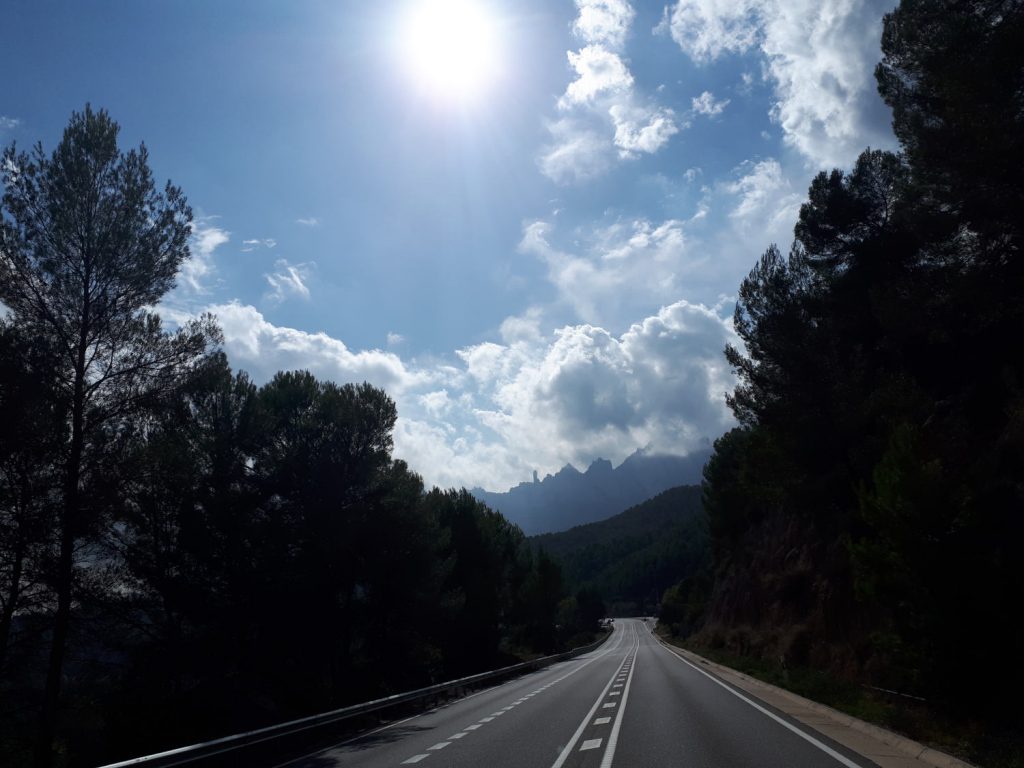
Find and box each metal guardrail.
[97,631,611,768]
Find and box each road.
[280,619,875,768]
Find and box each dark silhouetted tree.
[0,105,220,767]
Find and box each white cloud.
[663,0,762,61]
[572,0,636,47]
[610,103,680,157]
[540,0,680,184]
[264,259,313,303]
[179,298,736,493]
[387,332,406,346]
[418,300,738,487]
[538,119,614,184]
[295,217,319,226]
[519,218,710,326]
[0,116,20,131]
[499,307,545,344]
[725,158,802,225]
[242,237,277,252]
[180,219,229,293]
[663,0,896,168]
[692,90,730,116]
[560,46,634,108]
[419,389,452,418]
[209,301,429,394]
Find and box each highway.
[278,619,876,768]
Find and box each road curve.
[279,619,876,768]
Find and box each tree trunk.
[34,330,87,768]
[0,540,24,677]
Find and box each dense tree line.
[693,0,1023,726]
[0,107,571,768]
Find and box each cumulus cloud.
[387,332,406,346]
[610,103,680,157]
[295,217,319,226]
[691,90,730,116]
[572,0,636,48]
[428,300,737,485]
[518,217,711,326]
[264,259,313,303]
[210,301,429,394]
[180,219,229,293]
[540,0,680,183]
[560,46,634,107]
[189,299,736,492]
[725,158,803,226]
[662,0,896,168]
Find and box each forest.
[670,0,1023,757]
[0,109,600,767]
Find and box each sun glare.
[400,0,501,102]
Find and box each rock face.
[470,448,711,534]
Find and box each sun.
[400,0,501,101]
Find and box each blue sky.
[1,0,897,491]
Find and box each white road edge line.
[651,629,865,768]
[550,622,640,768]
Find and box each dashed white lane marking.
[428,742,450,750]
[490,711,505,717]
[402,755,429,764]
[598,630,638,768]
[551,623,640,768]
[449,732,467,739]
[465,724,482,730]
[601,702,617,708]
[581,739,603,751]
[609,691,620,696]
[594,717,611,725]
[479,716,495,722]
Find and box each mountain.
[530,485,708,614]
[470,448,711,534]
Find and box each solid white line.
[652,630,864,768]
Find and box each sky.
[0,0,897,492]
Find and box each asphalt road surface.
[280,619,876,768]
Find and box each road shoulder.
[651,630,976,768]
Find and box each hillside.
[531,485,708,614]
[471,448,710,535]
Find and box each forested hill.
[532,485,707,615]
[471,448,709,534]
